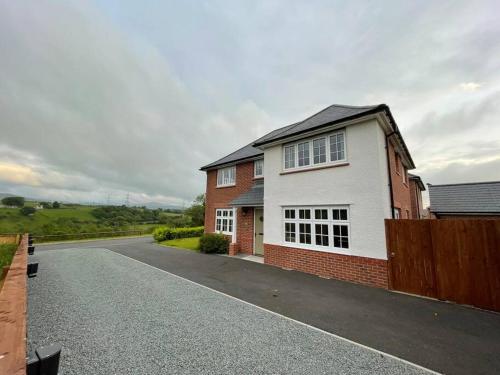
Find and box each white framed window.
[215,208,234,234]
[313,137,326,164]
[282,205,350,253]
[297,141,310,167]
[402,167,407,184]
[284,145,295,169]
[217,166,236,187]
[254,159,264,177]
[330,132,345,161]
[283,130,346,171]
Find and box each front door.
[254,208,264,256]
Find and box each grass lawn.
[160,237,200,251]
[0,243,18,284]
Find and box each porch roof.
[230,180,264,207]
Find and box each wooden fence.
[385,219,500,312]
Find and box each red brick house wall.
[409,179,423,219]
[204,161,255,234]
[264,244,388,288]
[388,141,412,218]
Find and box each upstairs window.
[297,141,310,167]
[395,152,402,174]
[284,145,295,169]
[330,133,345,161]
[313,137,326,164]
[283,130,346,171]
[254,159,264,177]
[217,166,236,187]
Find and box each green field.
[0,202,183,242]
[0,206,97,234]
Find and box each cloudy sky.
[1,0,499,207]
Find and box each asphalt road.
[28,247,433,375]
[35,237,500,374]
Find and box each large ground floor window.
[215,208,234,235]
[283,206,350,252]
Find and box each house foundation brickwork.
[263,243,388,288]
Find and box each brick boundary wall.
[264,243,388,288]
[0,234,28,375]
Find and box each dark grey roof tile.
[230,180,264,207]
[429,181,500,214]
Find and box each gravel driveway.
[28,248,435,374]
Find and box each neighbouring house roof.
[201,103,415,171]
[409,173,425,191]
[200,143,263,171]
[428,181,500,215]
[230,180,264,207]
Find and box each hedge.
[153,226,204,242]
[199,233,229,254]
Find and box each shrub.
[199,233,229,254]
[153,226,204,242]
[20,207,36,216]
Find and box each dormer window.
[254,159,264,178]
[283,130,346,171]
[217,166,236,187]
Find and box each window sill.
[280,162,349,175]
[216,184,236,189]
[282,241,352,256]
[253,176,264,180]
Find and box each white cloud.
[459,82,482,91]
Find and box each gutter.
[386,131,396,219]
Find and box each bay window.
[283,205,350,252]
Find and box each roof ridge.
[275,104,354,138]
[428,180,500,187]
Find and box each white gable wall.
[263,118,391,260]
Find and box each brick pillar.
[229,243,240,256]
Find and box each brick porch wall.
[237,207,254,254]
[264,244,388,288]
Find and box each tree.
[39,202,52,209]
[185,194,205,226]
[1,196,25,207]
[20,206,36,216]
[52,201,61,209]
